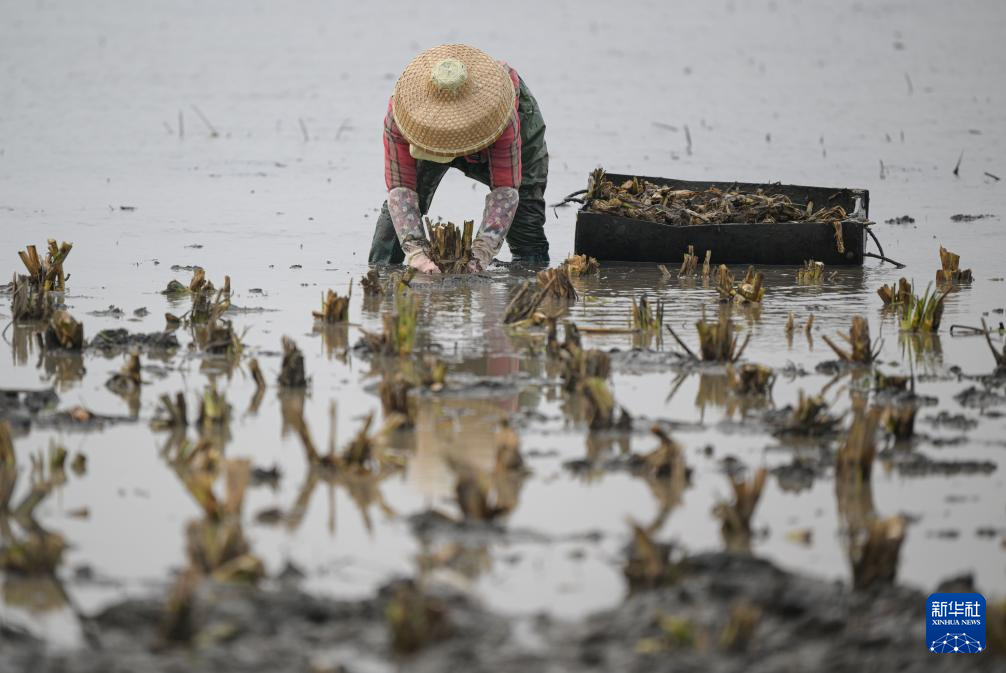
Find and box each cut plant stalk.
[560,345,611,393]
[822,315,878,364]
[715,265,765,304]
[796,259,824,283]
[417,355,447,391]
[714,467,767,552]
[187,269,231,325]
[882,405,916,440]
[623,521,678,590]
[341,412,385,473]
[43,310,84,350]
[982,318,1005,369]
[151,392,188,431]
[678,245,698,276]
[0,529,66,575]
[181,459,264,584]
[727,363,775,396]
[357,291,419,356]
[781,390,842,435]
[385,579,452,654]
[581,377,619,430]
[736,266,765,303]
[850,515,906,590]
[638,425,686,481]
[388,267,416,294]
[360,268,384,296]
[876,277,912,305]
[161,279,189,297]
[70,453,86,476]
[453,468,509,521]
[667,308,750,363]
[278,337,307,387]
[836,405,881,484]
[158,567,200,646]
[426,218,474,273]
[874,371,909,393]
[562,253,600,276]
[899,282,949,333]
[10,240,72,322]
[935,246,973,285]
[536,266,578,302]
[247,357,266,412]
[313,282,352,323]
[495,419,524,473]
[504,266,576,325]
[105,351,142,395]
[379,372,414,424]
[197,382,231,436]
[630,294,664,334]
[16,239,72,293]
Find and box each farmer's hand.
[467,187,519,273]
[408,250,440,274]
[466,242,493,273]
[387,186,439,272]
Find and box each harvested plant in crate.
[585,168,849,229]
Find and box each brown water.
[2,0,1005,649]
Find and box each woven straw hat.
[392,44,516,159]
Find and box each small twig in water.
[948,324,986,336]
[684,125,692,156]
[879,159,886,180]
[864,252,906,269]
[985,171,1001,182]
[664,324,697,360]
[652,121,679,132]
[953,150,964,177]
[548,189,587,208]
[191,105,219,138]
[299,118,309,142]
[864,227,905,268]
[904,72,913,95]
[178,109,184,140]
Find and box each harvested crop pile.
[584,168,847,227]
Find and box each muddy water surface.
[1,0,1005,650]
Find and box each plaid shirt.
[384,65,522,191]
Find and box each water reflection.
[10,323,41,368]
[0,441,95,645]
[315,323,350,362]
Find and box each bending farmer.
[368,44,549,273]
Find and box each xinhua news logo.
[927,592,985,653]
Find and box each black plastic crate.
[573,174,869,266]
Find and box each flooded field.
[2,0,1005,668]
